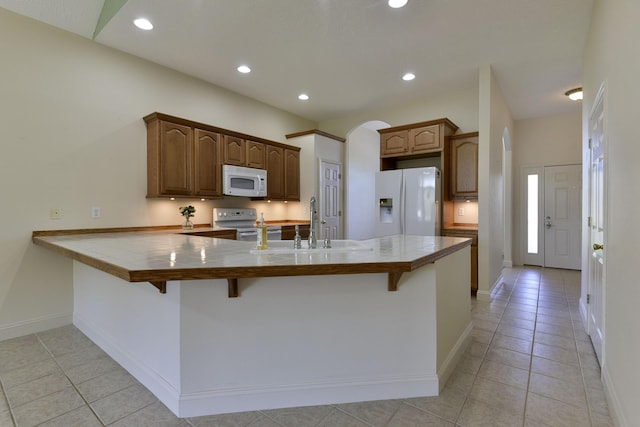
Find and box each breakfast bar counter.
[32,229,473,418]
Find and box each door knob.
[593,243,604,250]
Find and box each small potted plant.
[179,205,196,230]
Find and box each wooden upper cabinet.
[144,112,299,199]
[223,135,245,166]
[194,129,222,197]
[450,132,479,199]
[380,130,409,156]
[246,140,266,169]
[409,125,440,153]
[266,145,285,199]
[284,148,300,201]
[379,119,458,158]
[150,120,193,197]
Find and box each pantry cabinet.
[449,132,479,200]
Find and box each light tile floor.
[0,267,614,426]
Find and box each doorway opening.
[521,164,582,269]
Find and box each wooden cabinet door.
[159,121,193,195]
[266,145,284,199]
[380,130,409,157]
[284,149,300,201]
[246,140,266,169]
[194,129,221,197]
[410,125,440,153]
[223,135,245,166]
[450,133,479,199]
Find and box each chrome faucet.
[309,196,318,249]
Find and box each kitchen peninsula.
[32,229,472,417]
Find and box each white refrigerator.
[374,167,441,237]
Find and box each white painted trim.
[177,373,438,418]
[436,321,473,391]
[0,313,72,341]
[476,273,504,302]
[602,365,626,427]
[502,260,513,268]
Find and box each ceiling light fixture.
[298,94,309,101]
[133,18,153,30]
[565,87,583,101]
[388,0,409,8]
[402,73,416,81]
[237,65,251,74]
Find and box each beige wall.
[476,66,514,301]
[0,9,315,339]
[318,85,480,138]
[583,0,640,425]
[512,111,582,265]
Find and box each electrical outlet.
[50,208,62,219]
[91,207,101,219]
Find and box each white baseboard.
[503,260,513,268]
[437,321,473,391]
[476,273,504,302]
[178,374,438,417]
[0,313,72,341]
[74,313,439,418]
[73,313,182,416]
[602,365,626,427]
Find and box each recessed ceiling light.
[133,18,153,30]
[237,65,251,74]
[298,94,309,101]
[565,87,583,101]
[388,0,409,8]
[402,73,416,81]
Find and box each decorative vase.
[183,217,193,231]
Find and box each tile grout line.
[521,273,542,427]
[0,375,18,427]
[32,332,109,426]
[452,269,520,426]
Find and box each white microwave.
[222,165,267,197]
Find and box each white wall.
[0,8,314,339]
[512,111,582,265]
[477,66,514,301]
[583,0,640,425]
[344,123,387,240]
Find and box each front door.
[319,160,342,240]
[543,164,582,269]
[588,87,606,365]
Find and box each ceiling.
[0,0,594,123]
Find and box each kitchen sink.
[250,239,373,254]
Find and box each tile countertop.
[31,230,471,292]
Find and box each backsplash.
[452,200,478,224]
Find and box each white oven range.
[212,208,282,242]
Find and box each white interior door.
[588,88,606,365]
[543,165,582,269]
[320,160,342,240]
